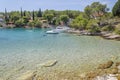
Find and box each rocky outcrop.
[101,33,120,40]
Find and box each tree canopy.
[84,2,108,19]
[112,0,120,17]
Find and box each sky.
[0,0,118,12]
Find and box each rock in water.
[94,74,118,80]
[16,71,36,80]
[39,60,57,67]
[14,66,24,72]
[98,60,113,69]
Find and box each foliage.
[86,19,100,33]
[43,14,54,24]
[37,8,42,17]
[22,16,30,24]
[32,10,35,20]
[100,12,113,20]
[15,18,25,27]
[70,14,88,29]
[10,11,21,22]
[27,21,35,27]
[84,2,108,19]
[23,10,26,16]
[43,10,81,19]
[34,21,42,28]
[101,25,114,31]
[86,19,99,29]
[55,18,61,25]
[59,15,69,24]
[112,0,120,17]
[21,8,23,17]
[115,28,120,35]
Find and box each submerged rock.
[110,55,118,61]
[38,60,57,67]
[86,71,99,79]
[116,62,120,67]
[16,70,36,80]
[106,68,118,74]
[14,66,24,72]
[98,60,113,69]
[94,74,118,80]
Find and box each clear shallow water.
[0,28,120,79]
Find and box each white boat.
[55,26,70,32]
[46,30,59,34]
[46,26,70,34]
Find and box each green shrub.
[15,19,25,27]
[101,25,115,31]
[114,28,120,35]
[59,15,69,24]
[70,14,88,30]
[27,21,35,27]
[86,19,100,33]
[86,19,99,29]
[34,21,42,28]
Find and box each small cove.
[0,28,120,79]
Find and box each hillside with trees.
[0,1,120,37]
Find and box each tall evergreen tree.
[112,0,120,17]
[4,8,8,22]
[23,10,26,16]
[21,7,23,17]
[37,8,42,17]
[5,8,7,15]
[32,10,35,20]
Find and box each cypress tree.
[4,8,8,22]
[21,7,23,17]
[23,10,26,16]
[32,10,35,20]
[112,0,120,17]
[37,8,42,17]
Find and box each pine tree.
[112,0,120,17]
[37,8,42,17]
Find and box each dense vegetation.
[112,0,120,17]
[2,9,81,28]
[0,1,120,35]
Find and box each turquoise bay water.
[0,28,120,79]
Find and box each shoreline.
[66,29,120,41]
[1,27,120,41]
